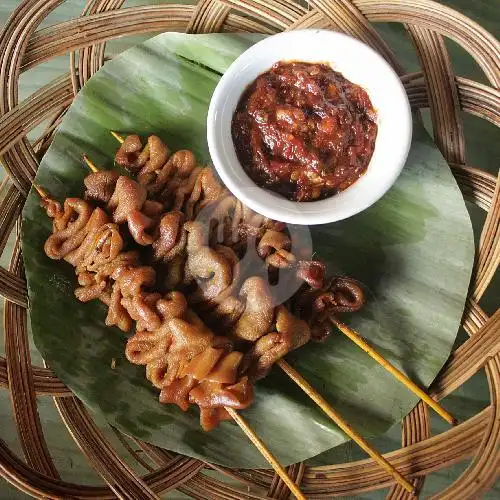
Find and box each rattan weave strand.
[0,0,498,498]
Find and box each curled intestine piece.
[40,197,63,222]
[200,244,241,308]
[138,135,169,175]
[313,277,365,315]
[184,168,227,220]
[143,200,164,217]
[106,281,134,332]
[84,170,120,204]
[140,149,196,197]
[122,291,163,333]
[257,230,291,258]
[44,198,94,260]
[125,291,187,371]
[292,277,365,341]
[169,166,203,212]
[202,295,245,331]
[114,134,147,171]
[115,266,162,332]
[163,254,186,290]
[184,222,233,304]
[190,376,253,429]
[106,176,164,247]
[296,260,326,289]
[64,208,110,267]
[231,277,275,342]
[127,210,155,246]
[258,230,296,269]
[243,305,311,380]
[107,176,147,224]
[152,211,185,262]
[159,376,197,412]
[73,221,123,301]
[75,223,123,274]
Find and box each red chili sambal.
[231,61,378,202]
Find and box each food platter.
[21,32,474,468]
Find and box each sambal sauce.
[231,61,378,202]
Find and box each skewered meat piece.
[114,134,168,172]
[231,277,275,342]
[115,266,162,332]
[152,211,185,262]
[243,305,311,380]
[108,176,147,223]
[182,167,227,220]
[40,197,63,222]
[140,149,196,196]
[163,254,186,290]
[85,172,164,247]
[74,223,124,302]
[296,260,326,289]
[84,170,120,204]
[43,198,95,260]
[292,277,365,341]
[184,221,234,304]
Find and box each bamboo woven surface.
[0,0,499,498]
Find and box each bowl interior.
[208,30,412,225]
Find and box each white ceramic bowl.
[207,30,412,225]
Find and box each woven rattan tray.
[0,0,499,498]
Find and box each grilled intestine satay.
[39,137,365,431]
[291,277,365,342]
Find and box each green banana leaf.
[21,32,474,468]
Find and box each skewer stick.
[33,183,48,199]
[225,407,306,500]
[277,359,415,494]
[82,154,99,173]
[111,130,124,144]
[329,317,457,426]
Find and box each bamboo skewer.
[110,130,124,144]
[82,154,99,173]
[33,183,49,199]
[77,154,306,499]
[329,317,457,425]
[277,359,415,494]
[225,408,305,499]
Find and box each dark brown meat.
[84,170,120,204]
[231,277,275,342]
[107,176,147,224]
[44,199,95,260]
[152,211,185,262]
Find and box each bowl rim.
[207,29,412,225]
